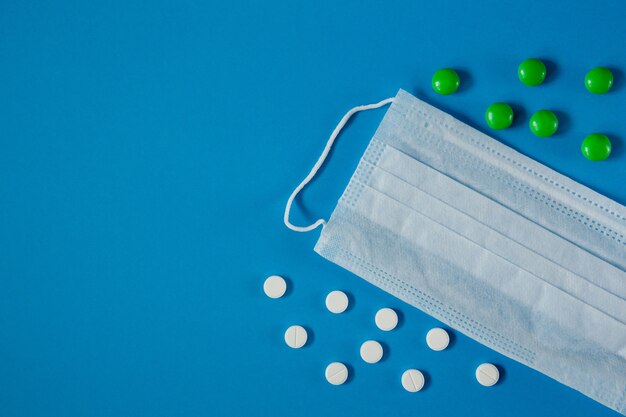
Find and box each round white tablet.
[284,325,307,349]
[375,308,398,331]
[476,363,500,386]
[426,327,450,351]
[263,275,287,299]
[401,369,425,392]
[325,290,349,314]
[360,340,384,364]
[325,362,348,385]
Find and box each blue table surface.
[1,1,625,416]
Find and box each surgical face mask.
[284,90,626,415]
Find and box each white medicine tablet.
[263,275,287,299]
[325,290,349,314]
[401,369,425,392]
[360,340,384,364]
[284,325,308,349]
[325,362,348,385]
[426,327,450,351]
[476,363,500,386]
[375,308,398,331]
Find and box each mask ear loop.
[284,97,395,232]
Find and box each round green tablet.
[585,67,613,94]
[518,58,546,86]
[529,110,558,137]
[485,103,514,130]
[432,69,460,95]
[581,133,612,161]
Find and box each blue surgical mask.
[284,90,626,415]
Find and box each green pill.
[529,110,558,137]
[518,58,547,86]
[581,133,612,161]
[585,67,613,94]
[432,68,460,95]
[485,102,514,130]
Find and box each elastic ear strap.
[284,97,395,232]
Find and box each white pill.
[325,290,349,314]
[263,275,287,299]
[284,325,307,349]
[426,327,450,351]
[375,308,398,331]
[360,340,384,364]
[401,369,425,392]
[325,362,348,385]
[476,363,500,386]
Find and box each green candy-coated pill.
[585,67,613,94]
[581,133,612,161]
[518,58,546,86]
[485,103,514,130]
[432,69,460,95]
[529,110,558,137]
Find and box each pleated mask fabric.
[284,89,626,414]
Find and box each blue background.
[1,1,625,416]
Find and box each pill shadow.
[605,133,623,158]
[553,110,571,136]
[609,67,623,92]
[282,276,294,297]
[445,328,457,349]
[421,370,432,391]
[542,59,558,85]
[344,363,355,384]
[345,291,356,312]
[379,341,391,363]
[455,68,473,94]
[303,326,315,348]
[495,364,507,384]
[509,103,527,129]
[394,309,405,330]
